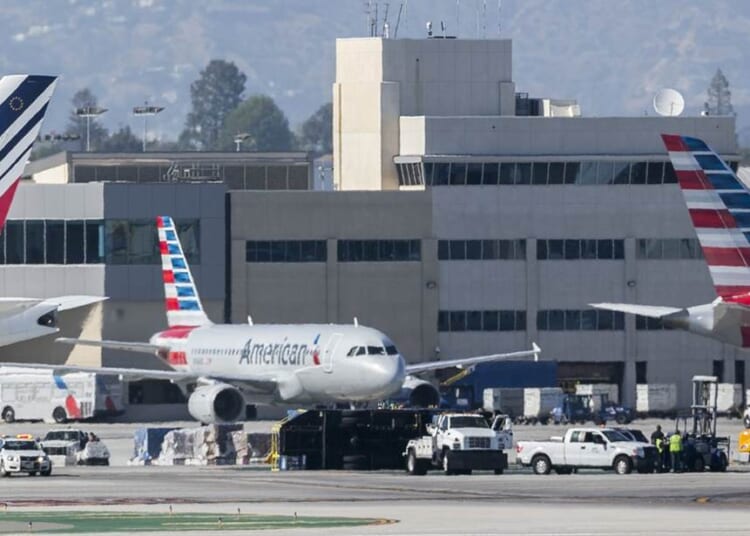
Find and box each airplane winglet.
[532,342,541,362]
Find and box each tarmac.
[0,418,749,534]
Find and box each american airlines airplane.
[593,134,750,347]
[0,75,103,347]
[17,216,540,423]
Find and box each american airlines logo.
[238,334,321,366]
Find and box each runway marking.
[0,511,388,533]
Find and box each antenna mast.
[393,3,404,38]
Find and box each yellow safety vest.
[669,434,682,453]
[655,437,663,453]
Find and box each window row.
[537,239,624,260]
[438,310,527,332]
[413,161,684,187]
[537,309,625,331]
[438,240,526,261]
[73,163,309,190]
[246,240,327,263]
[337,240,421,262]
[0,219,199,265]
[636,316,673,330]
[636,239,703,260]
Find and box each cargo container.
[482,388,524,418]
[439,361,557,409]
[636,384,677,417]
[523,387,564,424]
[575,384,619,410]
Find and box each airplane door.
[322,333,343,373]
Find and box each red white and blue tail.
[0,75,58,230]
[156,215,211,327]
[662,134,750,303]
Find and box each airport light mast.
[132,102,164,152]
[74,106,107,152]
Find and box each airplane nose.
[363,355,406,397]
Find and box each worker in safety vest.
[654,436,665,472]
[669,431,683,472]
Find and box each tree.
[100,126,142,152]
[217,95,294,152]
[707,68,734,116]
[299,103,332,154]
[182,59,247,150]
[66,88,109,151]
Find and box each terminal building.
[3,35,742,410]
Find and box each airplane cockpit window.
[356,347,367,356]
[346,347,358,357]
[385,345,398,355]
[367,346,385,356]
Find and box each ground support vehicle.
[516,428,657,475]
[0,435,52,476]
[550,395,592,425]
[403,413,510,475]
[41,429,110,466]
[0,368,123,423]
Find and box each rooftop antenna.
[426,20,433,37]
[393,3,403,38]
[403,0,409,36]
[382,3,389,37]
[384,22,390,38]
[653,88,685,117]
[482,0,487,38]
[441,20,447,38]
[497,0,501,36]
[373,3,379,37]
[475,0,479,37]
[456,0,460,37]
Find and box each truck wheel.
[40,467,51,477]
[406,450,427,475]
[28,472,37,477]
[0,461,8,477]
[52,406,67,424]
[711,453,728,472]
[442,451,454,475]
[615,413,627,424]
[692,457,705,472]
[494,468,504,475]
[1,406,14,424]
[614,456,632,475]
[531,455,551,475]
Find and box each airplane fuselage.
[149,323,406,405]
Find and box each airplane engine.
[399,376,440,408]
[187,383,245,424]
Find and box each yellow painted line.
[696,496,711,504]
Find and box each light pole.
[74,106,107,151]
[233,133,251,152]
[132,102,164,152]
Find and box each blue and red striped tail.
[0,75,58,231]
[662,134,750,303]
[156,215,211,327]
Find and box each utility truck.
[403,413,511,475]
[516,427,658,475]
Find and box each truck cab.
[404,412,510,475]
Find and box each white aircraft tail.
[0,75,58,230]
[156,216,212,327]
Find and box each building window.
[537,309,625,330]
[537,239,624,260]
[246,240,326,263]
[636,361,647,384]
[438,310,526,332]
[25,220,45,264]
[46,220,65,264]
[6,221,24,264]
[636,315,673,330]
[636,239,703,260]
[66,221,85,264]
[338,240,420,262]
[438,239,526,260]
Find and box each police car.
[0,435,52,476]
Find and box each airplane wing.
[43,296,107,312]
[0,298,42,315]
[0,362,194,382]
[405,343,541,375]
[590,303,683,318]
[56,337,165,355]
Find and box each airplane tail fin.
[0,75,58,231]
[156,216,211,327]
[662,134,750,304]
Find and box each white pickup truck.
[403,413,511,475]
[516,427,658,475]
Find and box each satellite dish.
[653,88,685,117]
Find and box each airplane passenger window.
[367,346,385,356]
[356,347,366,356]
[385,345,398,355]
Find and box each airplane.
[592,133,750,347]
[10,215,541,423]
[0,75,104,347]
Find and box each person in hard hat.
[669,430,683,473]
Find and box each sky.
[0,0,747,144]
